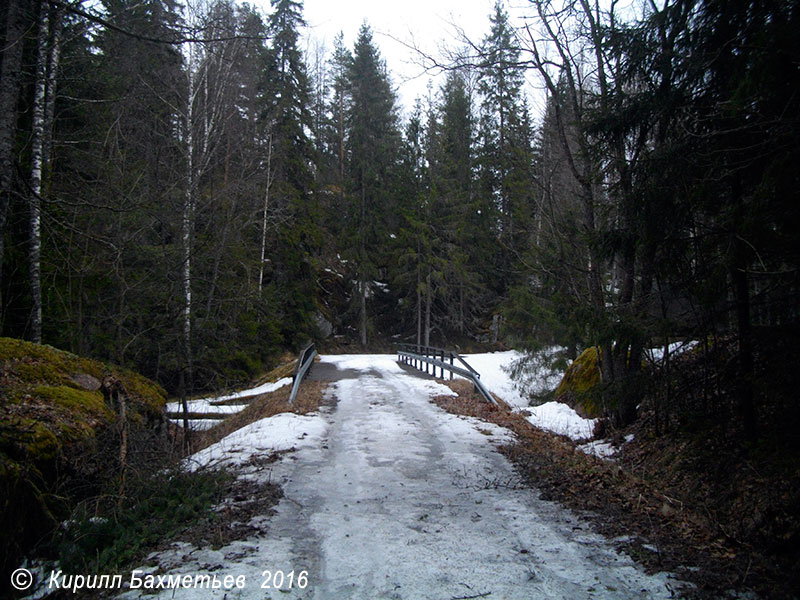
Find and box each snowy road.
[121,355,677,599]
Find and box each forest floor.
[110,354,681,599]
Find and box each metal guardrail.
[288,342,316,404]
[397,344,498,406]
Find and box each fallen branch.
[450,592,491,600]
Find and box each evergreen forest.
[1,0,798,436]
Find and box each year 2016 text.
[261,570,308,589]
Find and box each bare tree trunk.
[28,0,52,344]
[416,237,422,348]
[41,7,61,171]
[259,135,273,293]
[424,273,432,347]
[205,193,233,317]
[339,90,344,180]
[182,56,196,396]
[359,184,367,348]
[360,275,367,348]
[416,283,422,348]
[458,283,464,335]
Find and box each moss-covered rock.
[0,337,167,584]
[554,346,603,418]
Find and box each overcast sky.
[294,0,541,117]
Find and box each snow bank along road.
[122,354,678,599]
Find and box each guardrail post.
[289,342,316,405]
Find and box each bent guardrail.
[397,344,497,406]
[289,342,316,404]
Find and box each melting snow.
[166,377,293,413]
[525,401,598,440]
[166,377,293,428]
[462,350,528,408]
[460,351,598,442]
[185,412,328,471]
[580,433,636,460]
[116,354,679,599]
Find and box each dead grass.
[164,362,324,554]
[176,477,284,550]
[189,379,327,453]
[432,381,783,599]
[253,357,298,386]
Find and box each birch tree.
[179,0,244,393]
[27,0,62,343]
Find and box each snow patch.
[175,418,227,431]
[457,351,597,442]
[166,377,293,429]
[166,402,247,415]
[185,412,327,471]
[578,439,618,459]
[524,401,598,441]
[461,351,528,407]
[166,377,292,414]
[579,433,635,460]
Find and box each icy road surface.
[121,355,677,599]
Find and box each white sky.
[302,0,487,107]
[268,0,543,118]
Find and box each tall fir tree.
[317,31,352,244]
[433,70,490,337]
[345,23,400,347]
[262,0,319,344]
[477,1,533,295]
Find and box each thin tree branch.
[48,0,269,45]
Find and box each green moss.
[1,340,100,382]
[34,385,113,421]
[117,368,167,416]
[27,422,60,462]
[0,337,166,414]
[0,336,167,465]
[554,347,604,418]
[0,337,172,583]
[556,347,601,396]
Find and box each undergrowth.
[54,466,232,574]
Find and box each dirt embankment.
[0,337,168,590]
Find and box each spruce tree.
[317,31,352,244]
[393,98,431,345]
[477,1,532,293]
[434,71,489,337]
[345,23,400,347]
[262,0,319,343]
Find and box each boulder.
[554,346,603,418]
[314,311,333,339]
